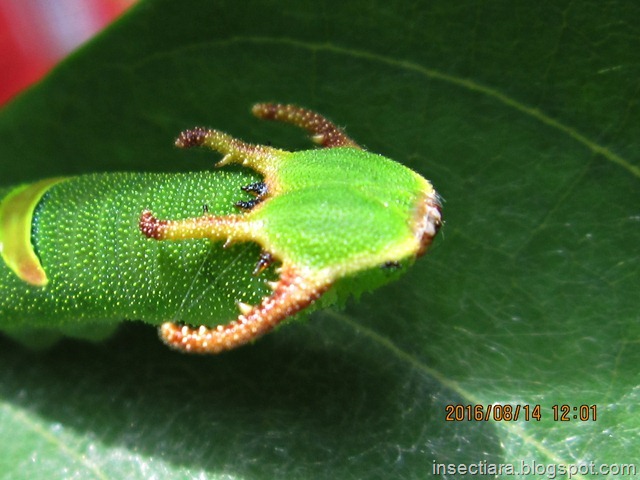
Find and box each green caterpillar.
[0,104,442,353]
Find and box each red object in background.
[0,0,134,105]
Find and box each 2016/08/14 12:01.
[445,404,598,422]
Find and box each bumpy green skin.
[0,170,276,340]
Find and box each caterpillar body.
[0,104,442,354]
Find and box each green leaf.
[1,0,639,478]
